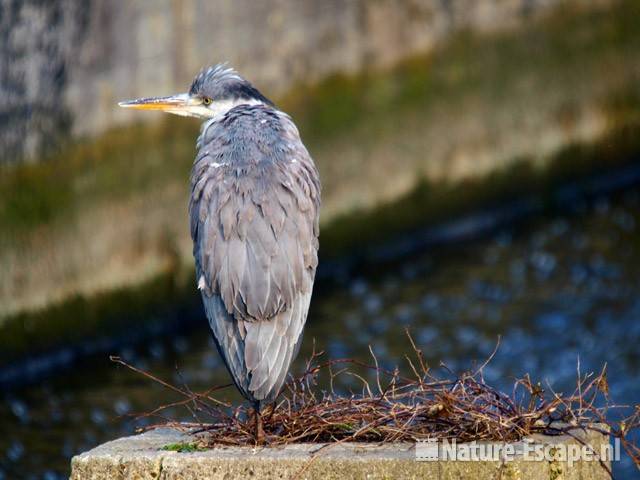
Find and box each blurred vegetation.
[2,0,639,234]
[1,0,640,364]
[0,120,199,232]
[280,0,640,147]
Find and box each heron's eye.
[202,97,213,106]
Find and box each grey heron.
[119,64,321,442]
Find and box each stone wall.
[1,0,636,318]
[0,0,606,163]
[70,426,613,480]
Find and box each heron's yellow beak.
[118,93,205,118]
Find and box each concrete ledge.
[70,426,612,479]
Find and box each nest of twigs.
[111,330,640,476]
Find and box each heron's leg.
[253,401,265,444]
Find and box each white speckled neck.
[207,98,266,121]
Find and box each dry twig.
[111,334,640,475]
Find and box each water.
[1,188,640,479]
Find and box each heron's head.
[118,63,273,119]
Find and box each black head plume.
[189,64,274,106]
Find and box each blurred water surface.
[1,187,640,479]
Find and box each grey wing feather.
[190,106,320,403]
[244,291,311,400]
[202,294,248,394]
[200,251,313,404]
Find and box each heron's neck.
[198,98,273,149]
[206,98,267,121]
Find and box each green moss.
[336,423,354,432]
[280,0,640,148]
[0,118,199,231]
[161,442,206,453]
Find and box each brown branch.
[108,338,640,477]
